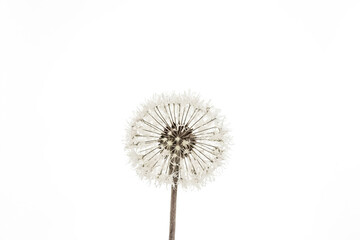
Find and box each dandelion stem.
[169,182,178,240]
[169,157,179,240]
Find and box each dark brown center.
[158,124,195,158]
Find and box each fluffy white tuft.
[125,92,230,189]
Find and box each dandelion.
[125,92,229,240]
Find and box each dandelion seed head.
[125,92,230,188]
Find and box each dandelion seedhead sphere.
[126,92,229,188]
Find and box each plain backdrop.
[1,0,360,239]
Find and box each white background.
[1,0,360,239]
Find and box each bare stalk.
[169,157,180,240]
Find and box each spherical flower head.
[125,92,229,188]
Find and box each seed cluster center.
[158,125,195,158]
